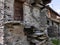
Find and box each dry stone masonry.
[4,22,29,45]
[4,0,14,21]
[0,0,52,45]
[0,0,4,45]
[23,1,49,45]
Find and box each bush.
[51,39,59,45]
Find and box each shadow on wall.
[47,26,58,37]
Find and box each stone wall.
[23,2,49,45]
[40,10,47,31]
[0,0,51,45]
[47,18,59,37]
[23,2,41,30]
[0,0,4,45]
[23,2,47,30]
[4,0,14,21]
[4,23,29,45]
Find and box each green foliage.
[51,39,59,45]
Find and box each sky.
[49,0,60,14]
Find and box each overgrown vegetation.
[51,39,59,45]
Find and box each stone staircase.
[24,27,49,45]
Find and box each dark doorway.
[14,0,23,21]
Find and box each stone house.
[0,0,51,45]
[46,6,60,37]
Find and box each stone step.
[38,37,47,40]
[33,32,45,36]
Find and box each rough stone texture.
[4,0,14,21]
[59,24,60,35]
[4,23,29,45]
[0,0,51,45]
[0,0,4,45]
[23,2,41,29]
[40,10,47,31]
[23,2,47,31]
[23,2,49,45]
[47,18,59,37]
[47,26,58,37]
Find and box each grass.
[51,39,59,45]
